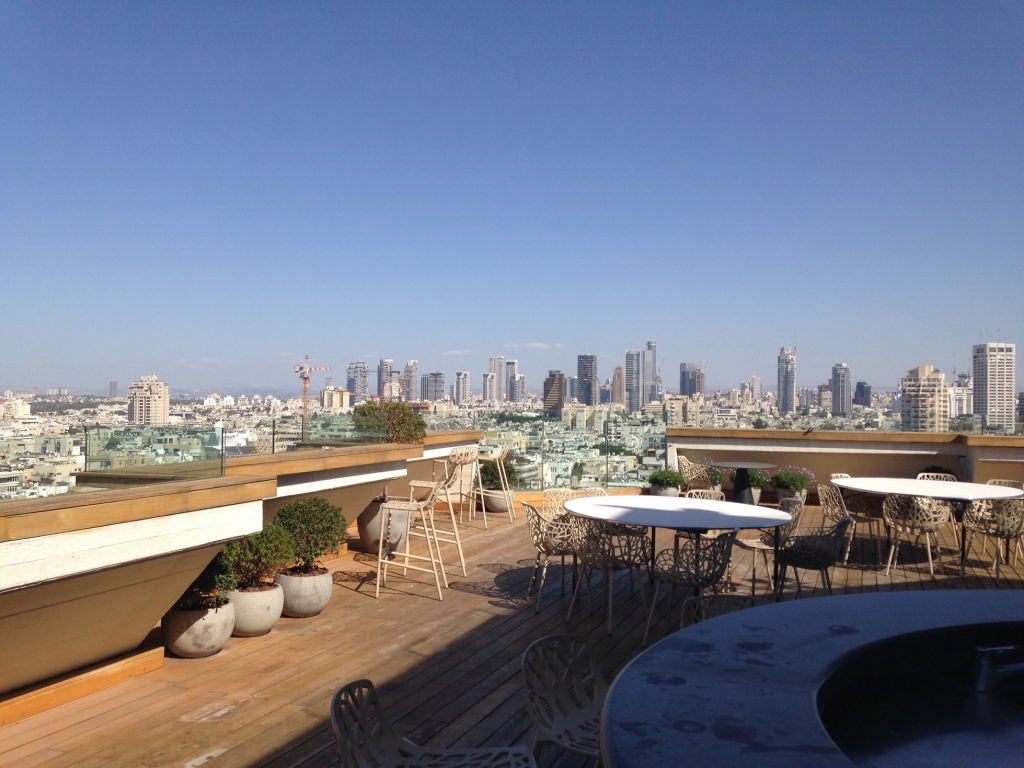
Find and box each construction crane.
[294,355,331,442]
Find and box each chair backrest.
[965,498,1024,539]
[583,487,608,497]
[330,680,399,768]
[523,502,574,554]
[773,497,805,546]
[882,494,951,533]
[817,483,848,523]
[987,479,1024,490]
[678,460,713,490]
[655,530,737,589]
[521,635,607,734]
[684,489,725,501]
[917,472,957,482]
[407,480,440,509]
[541,488,576,521]
[831,473,851,480]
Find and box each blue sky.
[2,2,1021,396]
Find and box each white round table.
[831,477,1023,502]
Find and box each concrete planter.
[357,500,409,555]
[226,584,284,637]
[275,570,334,618]
[775,488,808,505]
[483,490,515,513]
[651,485,680,497]
[162,601,235,658]
[750,487,763,506]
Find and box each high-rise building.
[973,343,1017,433]
[377,359,393,397]
[319,387,350,410]
[109,381,118,399]
[543,370,566,415]
[489,356,505,403]
[420,372,445,402]
[831,363,852,416]
[644,341,657,405]
[481,372,496,402]
[625,351,642,412]
[901,365,949,432]
[611,366,625,405]
[504,360,518,402]
[127,375,170,426]
[577,354,598,406]
[508,373,527,404]
[854,381,872,407]
[453,371,470,405]
[817,384,833,415]
[403,360,418,402]
[346,362,369,398]
[679,363,705,398]
[777,347,797,415]
[751,376,762,400]
[949,373,973,418]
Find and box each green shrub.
[648,469,685,489]
[480,459,519,490]
[730,468,768,487]
[770,468,814,492]
[703,465,724,486]
[221,523,295,589]
[173,550,235,610]
[353,401,426,444]
[276,496,347,573]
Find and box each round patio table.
[708,461,775,506]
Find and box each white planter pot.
[483,490,515,513]
[750,487,763,506]
[651,486,680,497]
[162,602,235,658]
[357,500,409,555]
[275,570,334,618]
[226,584,284,637]
[775,488,808,505]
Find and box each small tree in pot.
[648,469,685,497]
[480,458,519,513]
[162,551,236,658]
[274,496,347,618]
[222,523,294,637]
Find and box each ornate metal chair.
[962,499,1024,583]
[733,498,804,595]
[684,489,725,501]
[818,483,883,565]
[987,480,1024,563]
[882,495,951,577]
[331,679,536,768]
[831,472,870,513]
[677,455,714,491]
[914,472,961,547]
[524,503,576,613]
[377,481,444,601]
[917,472,958,482]
[643,530,737,646]
[773,516,853,601]
[567,517,652,634]
[520,635,607,766]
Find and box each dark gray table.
[709,461,775,505]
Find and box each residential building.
[973,342,1017,433]
[402,361,418,403]
[949,373,973,418]
[777,347,797,415]
[376,359,393,397]
[679,363,705,398]
[664,395,699,427]
[109,381,118,398]
[577,354,598,406]
[543,370,566,415]
[505,360,518,402]
[421,372,445,402]
[346,362,369,399]
[831,363,852,416]
[901,365,949,432]
[127,375,170,426]
[817,385,833,415]
[508,373,527,404]
[453,371,470,405]
[1,399,31,419]
[625,351,642,412]
[482,372,496,402]
[854,381,871,407]
[751,376,762,400]
[319,387,350,410]
[489,356,505,402]
[611,366,625,405]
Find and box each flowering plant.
[770,466,816,492]
[730,468,768,488]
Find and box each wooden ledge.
[225,443,422,477]
[423,430,483,446]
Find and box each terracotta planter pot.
[275,570,334,618]
[162,602,235,658]
[226,584,284,637]
[651,485,680,497]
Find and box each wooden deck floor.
[2,502,1022,768]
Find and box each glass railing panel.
[80,424,225,484]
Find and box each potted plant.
[357,492,410,555]
[222,523,294,637]
[770,466,815,504]
[648,469,685,497]
[274,496,346,617]
[480,458,518,513]
[704,464,724,492]
[730,468,768,505]
[161,551,236,658]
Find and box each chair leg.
[526,553,542,600]
[821,569,833,596]
[995,540,1002,584]
[761,550,775,592]
[566,567,584,622]
[427,510,449,589]
[535,560,550,614]
[843,522,856,565]
[924,532,935,577]
[560,554,566,597]
[375,509,388,599]
[885,532,902,576]
[448,508,467,576]
[773,565,786,601]
[642,580,662,647]
[607,570,614,635]
[961,529,975,576]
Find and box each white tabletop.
[563,495,791,531]
[832,477,1024,502]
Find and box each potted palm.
[222,523,294,637]
[730,468,768,505]
[480,458,518,513]
[274,496,346,617]
[770,466,815,504]
[648,469,685,497]
[161,551,235,658]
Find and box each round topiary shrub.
[275,496,347,574]
[221,522,295,590]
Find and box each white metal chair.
[818,483,883,564]
[677,455,714,491]
[882,494,951,577]
[734,498,804,595]
[988,479,1024,563]
[479,446,517,523]
[773,517,853,600]
[915,471,961,547]
[375,481,444,601]
[962,498,1024,583]
[524,503,576,613]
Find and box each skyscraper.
[403,360,418,402]
[489,356,505,402]
[751,376,762,400]
[346,362,369,399]
[453,371,470,405]
[577,354,598,406]
[644,341,657,405]
[508,373,527,404]
[679,363,705,398]
[625,351,642,412]
[901,365,949,432]
[831,363,852,416]
[377,359,393,397]
[973,343,1017,433]
[109,381,118,399]
[854,381,872,407]
[777,347,797,415]
[505,360,518,402]
[127,375,170,426]
[481,372,496,402]
[543,370,566,415]
[611,366,625,405]
[420,372,445,402]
